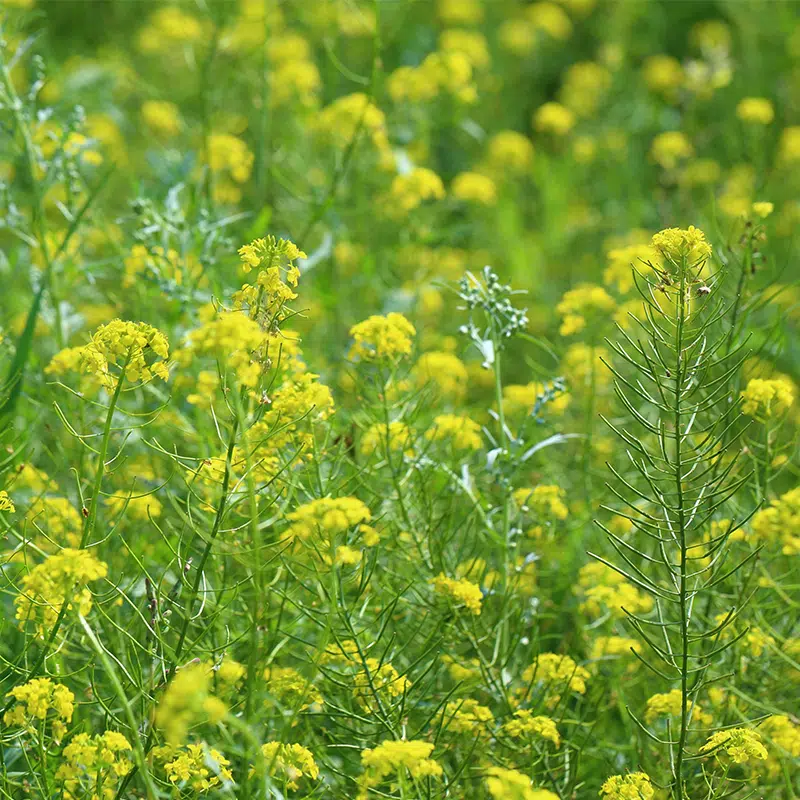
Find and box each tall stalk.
[594,228,758,799]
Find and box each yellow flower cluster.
[137,6,205,53]
[604,243,661,294]
[56,731,133,796]
[264,666,323,710]
[123,244,205,289]
[315,93,392,162]
[154,663,227,745]
[349,312,416,361]
[559,61,612,118]
[503,382,570,417]
[556,284,616,336]
[439,29,490,69]
[451,171,497,205]
[388,51,476,105]
[522,653,590,699]
[746,486,800,555]
[0,490,15,513]
[267,32,320,109]
[503,710,561,746]
[15,548,108,632]
[185,313,268,388]
[431,573,483,615]
[389,167,446,212]
[486,130,534,173]
[576,562,653,619]
[161,743,233,792]
[426,414,482,449]
[361,421,414,458]
[27,496,83,548]
[353,658,411,711]
[443,698,494,734]
[4,678,74,742]
[590,635,642,661]
[79,320,170,390]
[514,485,569,520]
[359,740,442,798]
[235,236,305,327]
[414,351,469,400]
[700,728,768,763]
[533,102,576,136]
[644,689,712,725]
[140,100,182,139]
[207,133,254,204]
[255,741,318,789]
[739,377,794,419]
[736,97,774,125]
[651,225,712,264]
[650,131,694,169]
[485,767,559,800]
[599,772,654,799]
[283,496,371,547]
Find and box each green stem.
[80,362,128,549]
[673,259,689,800]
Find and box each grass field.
[1,0,799,798]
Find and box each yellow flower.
[604,244,661,294]
[77,320,170,390]
[651,225,712,264]
[140,100,182,138]
[559,61,612,117]
[4,678,74,741]
[514,485,569,520]
[162,744,233,792]
[283,496,371,546]
[414,351,468,400]
[736,97,775,125]
[451,171,497,205]
[486,130,534,173]
[439,29,490,69]
[0,491,15,513]
[503,382,570,417]
[56,731,133,794]
[503,710,561,746]
[360,740,441,797]
[642,54,684,98]
[751,201,774,218]
[533,102,575,136]
[264,666,323,710]
[15,549,108,633]
[644,689,712,726]
[252,742,318,789]
[522,653,589,697]
[360,421,414,458]
[348,313,416,363]
[353,658,411,711]
[389,167,445,212]
[700,728,768,763]
[740,378,794,418]
[425,414,482,449]
[155,663,227,745]
[590,636,642,660]
[486,767,559,800]
[599,772,654,799]
[576,562,653,619]
[778,126,800,163]
[650,131,694,169]
[556,283,616,336]
[437,0,483,25]
[443,698,494,734]
[527,2,572,40]
[431,573,483,615]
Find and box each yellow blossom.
[431,573,483,614]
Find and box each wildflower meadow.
[1,0,799,798]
